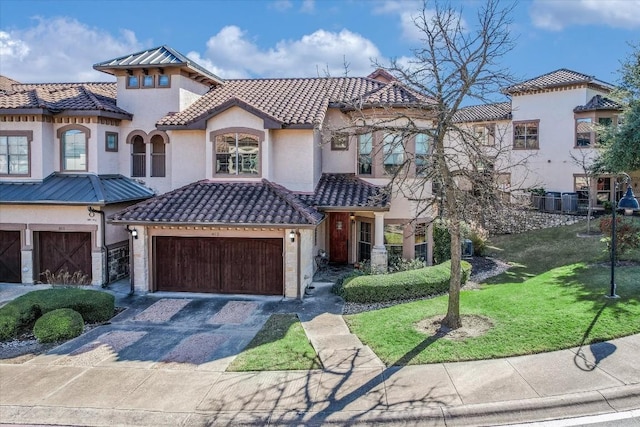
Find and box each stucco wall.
[0,121,49,181]
[168,130,207,189]
[271,129,316,192]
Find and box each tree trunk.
[442,219,463,329]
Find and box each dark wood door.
[38,232,92,281]
[0,230,21,283]
[329,212,350,263]
[154,237,283,295]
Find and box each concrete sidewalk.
[0,281,639,426]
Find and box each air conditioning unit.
[462,239,474,258]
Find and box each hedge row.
[335,260,472,303]
[0,288,114,341]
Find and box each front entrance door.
[329,212,349,263]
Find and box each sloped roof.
[574,95,623,112]
[453,102,512,123]
[0,173,154,205]
[94,45,223,86]
[157,77,434,129]
[301,173,389,209]
[0,82,131,118]
[110,179,324,226]
[0,75,20,93]
[504,69,614,94]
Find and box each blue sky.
[1,0,639,98]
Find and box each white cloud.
[270,0,293,12]
[530,0,640,31]
[300,0,315,14]
[196,25,383,78]
[0,17,143,82]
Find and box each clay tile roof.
[110,179,324,226]
[0,75,20,93]
[504,69,614,94]
[157,77,435,128]
[574,95,623,112]
[0,82,131,118]
[301,173,389,209]
[453,102,512,123]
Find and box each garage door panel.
[0,231,22,283]
[38,232,92,282]
[154,237,282,295]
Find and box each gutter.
[88,207,108,286]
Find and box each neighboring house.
[1,46,438,298]
[454,69,638,211]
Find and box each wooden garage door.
[0,230,21,283]
[154,237,283,295]
[38,232,92,282]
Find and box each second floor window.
[62,129,87,171]
[575,118,593,147]
[415,133,430,176]
[151,135,166,177]
[0,132,31,176]
[474,124,495,146]
[358,133,373,175]
[131,136,146,177]
[215,133,259,175]
[383,132,404,175]
[513,121,539,150]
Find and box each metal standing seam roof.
[0,173,154,205]
[504,69,615,94]
[453,102,512,123]
[0,82,131,118]
[156,76,435,129]
[93,45,224,86]
[109,179,324,226]
[574,95,623,112]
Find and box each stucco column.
[371,212,387,273]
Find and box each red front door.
[329,212,349,263]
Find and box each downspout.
[297,230,302,299]
[88,207,108,287]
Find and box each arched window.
[62,129,88,171]
[214,133,260,175]
[151,134,166,177]
[131,135,146,177]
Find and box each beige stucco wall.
[95,123,123,175]
[271,129,316,192]
[167,130,207,189]
[510,87,608,192]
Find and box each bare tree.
[569,148,599,233]
[337,0,518,329]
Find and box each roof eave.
[107,219,319,228]
[0,200,105,206]
[0,108,132,120]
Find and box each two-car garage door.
[154,237,283,295]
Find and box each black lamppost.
[607,175,640,299]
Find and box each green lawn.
[345,220,640,365]
[227,314,321,371]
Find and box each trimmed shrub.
[335,260,471,303]
[33,308,84,343]
[0,288,114,340]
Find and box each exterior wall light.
[289,230,296,243]
[126,225,138,239]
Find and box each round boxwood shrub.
[33,308,84,343]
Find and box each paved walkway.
[0,281,639,426]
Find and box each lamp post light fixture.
[607,175,639,299]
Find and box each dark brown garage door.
[154,237,283,295]
[0,230,22,283]
[37,232,92,282]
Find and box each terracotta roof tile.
[504,69,614,94]
[110,179,324,226]
[0,82,130,117]
[574,95,623,112]
[453,102,512,123]
[157,77,434,128]
[302,173,389,209]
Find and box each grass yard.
[227,314,321,371]
[345,220,640,365]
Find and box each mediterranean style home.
[454,69,638,212]
[1,46,636,298]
